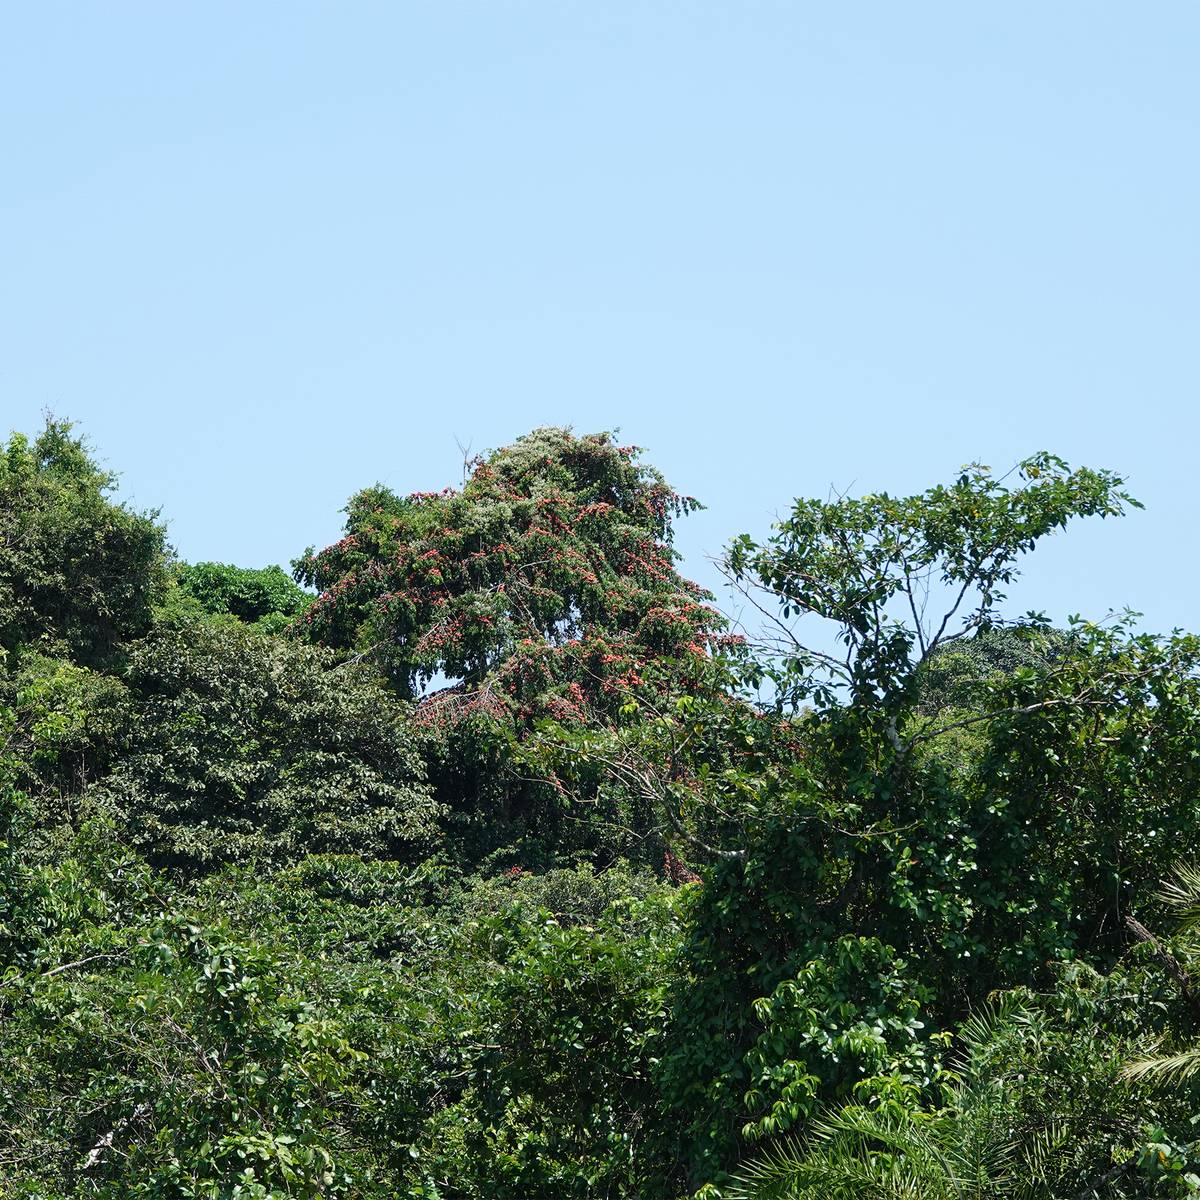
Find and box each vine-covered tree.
[294,427,729,867]
[657,455,1200,1185]
[294,427,723,720]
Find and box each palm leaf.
[1159,864,1200,936]
[1121,1045,1200,1085]
[726,1105,971,1200]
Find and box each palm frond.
[721,1138,810,1200]
[1159,864,1200,935]
[726,1105,964,1200]
[1008,1120,1074,1199]
[954,994,1030,1066]
[1121,1045,1200,1085]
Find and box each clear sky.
[2,3,1196,636]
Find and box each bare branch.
[904,697,1105,748]
[1,952,126,988]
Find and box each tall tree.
[294,427,726,866]
[0,419,167,667]
[172,561,312,632]
[294,426,720,714]
[658,455,1200,1184]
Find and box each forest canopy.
[2,417,1200,1199]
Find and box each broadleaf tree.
[294,427,729,867]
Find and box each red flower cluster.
[295,427,726,731]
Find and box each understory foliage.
[2,420,1200,1199]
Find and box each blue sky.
[2,3,1196,636]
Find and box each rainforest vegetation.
[4,416,1200,1199]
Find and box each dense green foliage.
[3,421,1200,1198]
[89,616,440,876]
[172,562,311,633]
[0,420,167,667]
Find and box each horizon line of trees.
[1,416,1199,1198]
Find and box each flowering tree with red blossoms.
[293,427,739,866]
[295,427,726,721]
